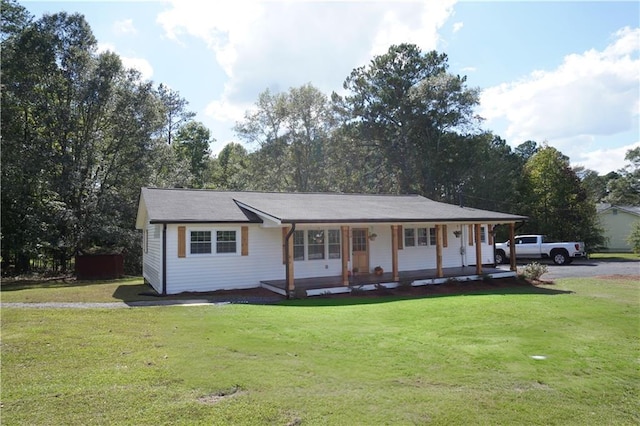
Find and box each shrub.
[521,262,548,281]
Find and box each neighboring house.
[135,188,527,295]
[596,204,640,252]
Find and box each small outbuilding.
[135,188,526,296]
[596,203,640,252]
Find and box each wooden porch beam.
[391,225,399,281]
[509,222,517,272]
[435,224,443,278]
[474,223,482,275]
[285,226,295,296]
[341,226,349,286]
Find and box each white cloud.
[572,141,640,174]
[453,21,463,33]
[121,57,154,81]
[113,18,137,36]
[97,43,154,81]
[479,26,640,147]
[157,0,459,145]
[368,0,457,57]
[156,1,264,78]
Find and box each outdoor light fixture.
[453,230,462,238]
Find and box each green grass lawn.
[2,277,638,425]
[589,252,639,261]
[0,276,156,303]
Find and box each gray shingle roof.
[596,203,640,216]
[139,187,527,225]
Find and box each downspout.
[284,222,296,299]
[162,223,167,296]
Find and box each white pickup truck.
[495,235,586,265]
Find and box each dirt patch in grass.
[197,386,243,405]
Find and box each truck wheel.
[495,250,506,264]
[552,250,569,265]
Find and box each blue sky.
[25,1,640,175]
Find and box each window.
[144,229,149,253]
[293,230,305,261]
[308,230,325,260]
[352,229,367,252]
[480,226,487,243]
[189,229,238,255]
[404,228,415,247]
[191,231,212,254]
[417,228,428,246]
[216,230,237,253]
[429,227,437,246]
[328,229,341,259]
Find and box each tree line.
[2,1,638,274]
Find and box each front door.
[352,228,369,274]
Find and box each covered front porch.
[261,266,516,297]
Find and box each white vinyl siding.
[165,224,283,294]
[142,223,163,293]
[160,222,496,295]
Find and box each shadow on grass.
[112,283,162,302]
[282,282,574,307]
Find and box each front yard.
[1,276,638,425]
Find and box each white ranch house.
[136,188,526,296]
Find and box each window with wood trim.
[191,231,212,254]
[216,230,236,253]
[187,228,240,255]
[404,226,444,247]
[404,228,415,247]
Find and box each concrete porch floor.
[260,266,517,297]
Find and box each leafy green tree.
[626,221,640,253]
[1,0,32,41]
[157,83,196,145]
[235,84,335,191]
[1,6,190,273]
[340,43,481,196]
[173,121,213,188]
[605,148,640,205]
[207,142,250,190]
[575,167,608,203]
[518,145,604,249]
[514,140,539,162]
